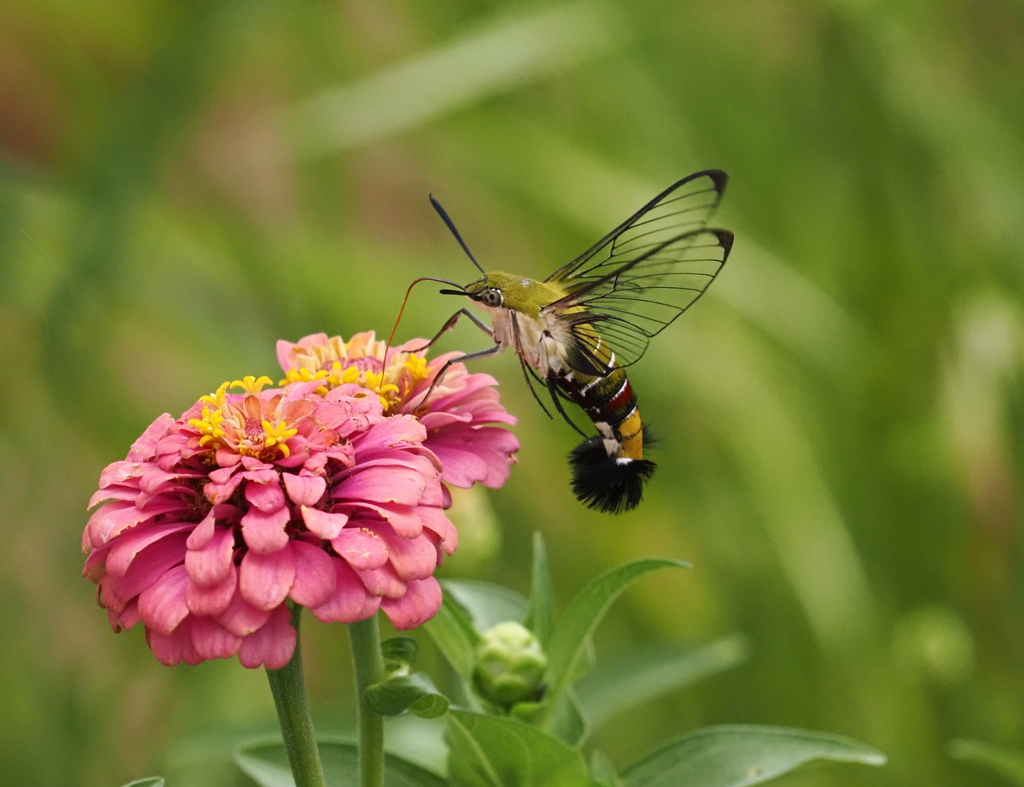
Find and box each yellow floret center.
[188,376,297,459]
[281,339,431,414]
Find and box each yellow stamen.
[232,375,273,394]
[187,376,301,461]
[403,354,427,379]
[279,337,435,414]
[262,419,298,447]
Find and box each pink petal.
[334,465,427,506]
[417,472,447,509]
[95,461,145,497]
[119,600,141,631]
[190,616,242,660]
[89,484,148,509]
[283,474,327,507]
[371,523,439,581]
[210,466,238,484]
[86,498,184,548]
[314,402,358,431]
[187,566,238,617]
[108,530,190,606]
[427,427,519,488]
[205,472,244,504]
[240,546,296,611]
[277,338,299,370]
[185,510,217,551]
[348,452,439,478]
[215,447,242,467]
[420,507,458,555]
[89,479,140,509]
[381,576,442,630]
[127,413,175,462]
[355,564,405,599]
[427,444,486,488]
[415,411,470,430]
[216,590,272,637]
[239,605,296,669]
[330,527,389,570]
[300,507,348,540]
[288,541,337,609]
[138,564,190,636]
[147,618,202,666]
[245,480,286,512]
[107,605,123,634]
[240,505,291,554]
[241,465,277,481]
[355,595,383,620]
[353,503,423,539]
[185,525,236,586]
[424,372,515,418]
[100,576,126,615]
[107,522,191,577]
[83,540,114,580]
[139,467,192,497]
[310,559,380,624]
[354,416,427,454]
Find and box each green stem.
[349,613,385,787]
[265,606,327,787]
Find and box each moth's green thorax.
[466,272,570,317]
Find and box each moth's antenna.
[430,195,485,274]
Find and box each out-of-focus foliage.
[1,1,1022,785]
[950,739,1024,784]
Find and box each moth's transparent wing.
[549,228,733,375]
[545,170,728,285]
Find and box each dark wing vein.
[540,172,732,375]
[548,227,733,373]
[545,170,728,285]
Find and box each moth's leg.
[406,308,492,354]
[415,343,503,406]
[457,309,493,336]
[515,350,553,420]
[545,378,589,438]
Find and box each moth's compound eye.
[482,289,504,307]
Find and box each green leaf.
[545,688,589,747]
[425,593,481,682]
[119,779,165,787]
[234,735,447,787]
[284,2,625,156]
[577,635,749,730]
[524,532,556,646]
[570,637,597,685]
[444,579,530,631]
[620,725,886,787]
[382,637,419,672]
[446,709,591,787]
[508,689,588,747]
[540,558,689,730]
[367,673,450,719]
[589,750,620,787]
[950,739,1024,784]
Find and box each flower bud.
[474,622,547,708]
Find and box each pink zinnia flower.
[82,371,501,669]
[278,332,519,488]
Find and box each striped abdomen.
[555,366,655,513]
[556,367,644,462]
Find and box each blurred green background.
[2,1,1023,784]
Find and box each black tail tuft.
[568,436,657,514]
